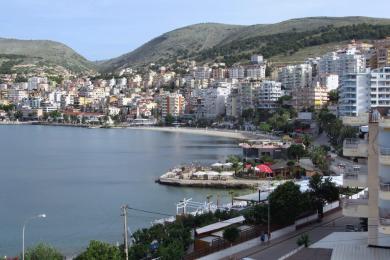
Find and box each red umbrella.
[244,163,252,169]
[256,164,273,173]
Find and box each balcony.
[341,114,369,126]
[379,147,390,165]
[343,138,368,158]
[379,218,390,235]
[342,190,369,218]
[379,117,390,129]
[343,169,368,188]
[379,183,390,200]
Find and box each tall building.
[228,66,245,80]
[195,86,230,119]
[161,93,185,118]
[370,67,390,108]
[291,85,329,111]
[246,64,266,80]
[338,73,370,117]
[257,81,282,109]
[342,110,390,247]
[278,64,312,94]
[251,54,264,64]
[372,37,390,69]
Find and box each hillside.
[99,16,390,71]
[0,38,95,74]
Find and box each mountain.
[0,38,95,74]
[99,16,390,72]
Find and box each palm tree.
[206,194,213,211]
[228,191,237,206]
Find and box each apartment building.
[291,85,329,111]
[246,64,266,80]
[372,37,390,69]
[278,64,312,94]
[342,110,390,247]
[338,73,370,117]
[370,67,390,108]
[257,81,282,109]
[161,93,185,118]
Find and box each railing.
[344,138,360,148]
[344,173,359,180]
[380,183,390,192]
[379,218,390,226]
[380,147,390,156]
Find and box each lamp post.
[22,214,46,260]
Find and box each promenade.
[200,209,359,260]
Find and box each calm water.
[0,125,241,256]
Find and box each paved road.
[241,212,358,260]
[204,210,360,260]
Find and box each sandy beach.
[128,126,272,140]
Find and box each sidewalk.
[199,209,348,260]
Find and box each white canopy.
[220,171,234,176]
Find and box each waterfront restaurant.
[239,139,291,160]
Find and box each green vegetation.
[223,226,240,243]
[164,113,175,126]
[99,17,390,71]
[75,240,122,260]
[23,243,63,260]
[310,146,330,174]
[308,174,340,218]
[268,181,313,225]
[0,38,95,73]
[317,108,358,151]
[287,144,306,161]
[297,234,310,247]
[198,23,390,66]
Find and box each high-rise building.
[161,93,185,118]
[342,110,390,247]
[278,64,312,94]
[257,81,282,109]
[370,67,390,108]
[338,73,370,117]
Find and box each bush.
[23,243,63,260]
[223,227,240,243]
[297,234,310,247]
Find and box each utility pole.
[121,205,129,260]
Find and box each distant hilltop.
[1,16,390,74]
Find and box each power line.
[126,206,172,217]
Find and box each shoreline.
[129,126,249,139]
[1,122,279,140]
[129,126,278,140]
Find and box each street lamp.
[22,214,46,260]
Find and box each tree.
[75,240,122,260]
[158,241,185,260]
[259,122,272,132]
[223,226,240,243]
[297,234,310,247]
[23,243,63,260]
[268,181,304,225]
[302,134,313,148]
[328,90,338,104]
[165,113,175,126]
[243,204,268,225]
[287,144,306,161]
[308,174,339,218]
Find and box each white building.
[246,64,266,80]
[278,64,312,94]
[370,67,390,108]
[229,66,245,80]
[251,54,264,64]
[257,81,282,109]
[195,86,231,119]
[338,73,370,117]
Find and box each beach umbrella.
[256,164,273,173]
[244,163,252,169]
[211,162,223,167]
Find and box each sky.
[1,0,389,61]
